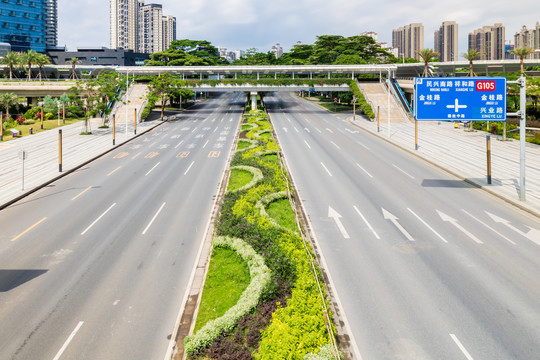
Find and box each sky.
[58,0,539,60]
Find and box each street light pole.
[125,71,129,139]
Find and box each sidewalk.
[0,117,163,208]
[349,117,540,217]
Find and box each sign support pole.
[415,120,418,150]
[59,129,63,172]
[486,135,491,184]
[518,77,526,201]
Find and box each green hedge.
[349,80,375,119]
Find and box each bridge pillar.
[250,92,257,110]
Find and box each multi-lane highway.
[0,93,244,360]
[266,93,540,360]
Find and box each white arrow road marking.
[407,208,448,243]
[486,211,540,245]
[463,210,516,245]
[437,210,483,244]
[346,128,359,134]
[283,127,288,133]
[329,206,350,239]
[354,206,380,239]
[382,208,415,241]
[304,127,311,133]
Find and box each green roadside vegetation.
[227,168,254,192]
[266,199,297,232]
[0,118,82,143]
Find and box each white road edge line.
[407,208,448,243]
[184,161,195,175]
[450,334,475,360]
[81,203,116,235]
[142,202,166,235]
[354,206,380,239]
[392,164,415,179]
[304,140,311,149]
[355,163,373,178]
[52,321,84,360]
[321,162,333,177]
[330,141,341,150]
[463,210,516,245]
[145,162,161,176]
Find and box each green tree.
[21,50,40,80]
[149,74,181,119]
[510,47,535,75]
[35,53,51,81]
[462,49,483,77]
[68,57,81,79]
[333,54,366,65]
[417,48,439,77]
[145,39,225,66]
[0,52,21,80]
[87,71,126,125]
[0,93,23,138]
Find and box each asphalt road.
[266,93,540,360]
[0,93,244,360]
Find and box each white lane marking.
[315,127,322,133]
[113,300,120,306]
[283,127,288,133]
[382,208,415,242]
[184,161,195,175]
[52,321,84,360]
[203,140,209,148]
[287,118,291,123]
[355,163,373,178]
[330,141,341,150]
[354,206,380,239]
[304,127,311,133]
[346,128,359,134]
[304,140,311,149]
[229,118,233,122]
[321,162,332,177]
[329,206,350,239]
[450,334,475,360]
[407,208,448,243]
[437,210,483,244]
[145,162,161,176]
[220,118,224,123]
[463,210,516,245]
[191,127,198,133]
[486,211,540,246]
[142,202,166,235]
[294,126,299,133]
[174,140,184,149]
[392,164,415,179]
[213,127,218,133]
[325,128,334,133]
[81,203,116,235]
[356,141,370,150]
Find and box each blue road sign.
[415,77,507,121]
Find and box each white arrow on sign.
[345,128,359,134]
[437,210,483,244]
[329,206,350,239]
[382,208,415,242]
[283,127,288,133]
[447,98,468,113]
[486,211,540,246]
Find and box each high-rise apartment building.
[468,24,505,60]
[434,21,458,62]
[44,0,57,47]
[392,23,424,60]
[272,43,283,58]
[162,15,176,51]
[0,0,53,52]
[138,3,162,54]
[514,22,540,59]
[111,0,139,51]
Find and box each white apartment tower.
[138,3,163,54]
[162,15,176,51]
[111,0,139,50]
[434,21,458,62]
[392,23,424,60]
[45,0,58,47]
[514,23,540,59]
[468,24,505,60]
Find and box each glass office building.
[0,0,47,52]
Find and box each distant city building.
[217,47,244,62]
[393,23,424,60]
[162,15,176,51]
[47,47,149,66]
[468,23,505,60]
[434,21,458,62]
[0,42,11,57]
[44,0,57,48]
[361,31,378,42]
[272,43,283,58]
[514,22,540,59]
[111,0,139,51]
[505,42,515,59]
[138,3,163,54]
[0,0,52,52]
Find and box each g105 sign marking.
[415,77,507,121]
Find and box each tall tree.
[417,48,439,77]
[462,49,483,77]
[0,92,22,122]
[21,50,40,80]
[510,47,535,75]
[35,53,51,81]
[68,57,81,79]
[0,52,21,80]
[145,39,225,66]
[149,74,181,119]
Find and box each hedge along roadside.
[349,80,375,119]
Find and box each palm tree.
[21,50,40,80]
[0,52,21,80]
[462,49,484,77]
[510,47,535,75]
[35,53,51,81]
[417,48,439,77]
[68,57,81,80]
[0,93,22,139]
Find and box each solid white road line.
[355,163,373,178]
[463,210,516,245]
[174,140,184,149]
[320,162,333,177]
[356,141,370,150]
[407,208,448,243]
[142,202,166,235]
[304,140,311,149]
[52,321,84,360]
[354,206,380,239]
[184,161,195,175]
[330,141,341,150]
[450,334,475,360]
[213,127,218,133]
[145,162,161,176]
[203,140,209,148]
[392,164,415,179]
[294,126,299,133]
[81,203,116,235]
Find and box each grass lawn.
[227,169,253,192]
[263,154,279,164]
[241,124,253,131]
[236,139,253,150]
[266,198,297,232]
[259,132,272,139]
[194,247,250,332]
[1,118,83,143]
